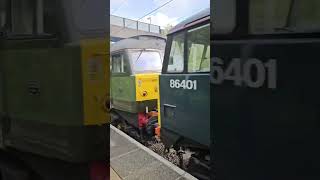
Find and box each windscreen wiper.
[135,49,145,63]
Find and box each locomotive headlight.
[142,91,148,97]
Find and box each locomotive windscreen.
[129,50,162,74]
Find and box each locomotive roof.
[110,37,166,53]
[169,8,210,34]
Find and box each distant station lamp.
[147,17,151,24]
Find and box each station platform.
[110,125,197,180]
[110,167,122,180]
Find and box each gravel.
[119,127,190,170]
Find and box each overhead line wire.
[113,0,175,35]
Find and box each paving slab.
[110,167,122,180]
[110,125,197,180]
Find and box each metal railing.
[110,15,161,34]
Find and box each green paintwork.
[111,76,136,102]
[1,47,83,126]
[0,69,3,117]
[110,75,137,113]
[0,41,108,162]
[160,74,210,147]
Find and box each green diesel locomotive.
[0,0,109,179]
[212,0,320,180]
[110,36,165,141]
[159,8,210,179]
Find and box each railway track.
[112,122,210,180]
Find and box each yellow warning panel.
[135,74,159,102]
[80,38,110,125]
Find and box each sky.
[110,0,210,28]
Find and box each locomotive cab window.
[4,0,57,37]
[212,0,236,34]
[0,1,5,33]
[187,24,210,73]
[111,54,128,74]
[129,50,162,74]
[250,0,320,34]
[11,0,35,35]
[165,22,210,73]
[167,32,185,73]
